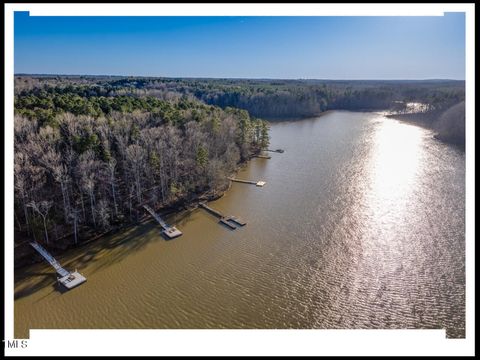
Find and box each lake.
[14,111,465,338]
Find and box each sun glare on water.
[359,116,428,243]
[369,117,424,205]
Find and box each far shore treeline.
[13,75,465,261]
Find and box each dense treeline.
[14,88,269,250]
[15,75,465,148]
[15,76,465,119]
[15,91,196,127]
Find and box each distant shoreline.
[14,74,466,83]
[385,111,465,151]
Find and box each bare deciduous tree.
[27,200,53,245]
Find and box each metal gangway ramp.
[143,204,169,229]
[30,242,70,278]
[143,204,183,239]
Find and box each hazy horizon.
[14,73,465,82]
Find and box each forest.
[15,75,465,143]
[14,78,269,258]
[16,76,465,119]
[13,75,465,260]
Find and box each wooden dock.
[199,202,223,217]
[228,178,266,187]
[266,149,285,153]
[219,218,237,229]
[199,203,247,229]
[57,271,87,290]
[30,242,86,290]
[228,216,247,226]
[143,205,182,239]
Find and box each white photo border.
[4,3,475,356]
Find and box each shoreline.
[264,110,332,122]
[14,153,255,271]
[385,112,436,129]
[385,112,465,151]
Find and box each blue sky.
[14,13,465,79]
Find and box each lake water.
[14,111,465,338]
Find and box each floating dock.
[228,178,266,187]
[228,216,247,226]
[199,203,247,229]
[30,242,86,290]
[57,271,87,290]
[143,205,183,239]
[266,149,285,153]
[219,218,237,229]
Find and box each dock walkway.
[228,178,266,187]
[30,242,86,289]
[143,204,183,238]
[143,204,168,228]
[30,242,70,277]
